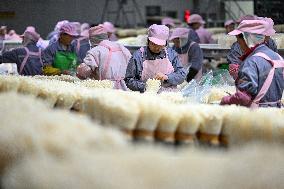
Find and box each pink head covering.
[89,24,108,37]
[59,23,79,36]
[148,24,169,46]
[236,15,257,24]
[228,19,276,36]
[23,26,36,34]
[22,29,40,42]
[224,20,235,27]
[162,17,175,27]
[103,21,116,33]
[188,14,205,24]
[169,28,190,40]
[55,20,69,31]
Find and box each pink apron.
[99,41,128,90]
[250,52,284,108]
[140,47,175,92]
[178,42,202,81]
[20,47,43,75]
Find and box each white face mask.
[179,37,188,47]
[243,32,265,48]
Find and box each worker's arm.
[77,50,99,79]
[0,49,19,64]
[221,57,259,106]
[165,48,186,86]
[226,42,243,65]
[124,51,146,93]
[186,43,203,82]
[41,46,61,75]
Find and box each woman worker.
[124,24,186,93]
[169,27,204,82]
[76,24,131,90]
[42,23,79,75]
[221,18,284,108]
[0,28,43,76]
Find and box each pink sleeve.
[220,90,252,106]
[83,51,99,70]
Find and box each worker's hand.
[62,70,71,75]
[43,66,61,76]
[154,73,168,81]
[220,96,231,105]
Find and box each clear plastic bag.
[181,69,235,103]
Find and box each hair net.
[243,32,265,48]
[89,33,108,47]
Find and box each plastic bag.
[181,69,235,103]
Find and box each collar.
[239,43,264,61]
[144,46,166,60]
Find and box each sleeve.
[0,49,19,64]
[220,90,252,106]
[267,38,278,53]
[124,51,146,93]
[41,45,55,66]
[226,42,243,65]
[166,48,186,85]
[83,50,99,71]
[236,57,259,97]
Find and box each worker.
[23,26,49,50]
[124,24,186,93]
[0,28,43,76]
[170,27,203,82]
[42,22,79,75]
[47,20,69,44]
[188,14,214,44]
[71,23,91,63]
[162,17,175,29]
[227,15,278,78]
[0,26,9,40]
[224,20,235,34]
[221,19,284,108]
[77,24,131,90]
[103,21,118,41]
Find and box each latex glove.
[229,64,239,80]
[154,73,168,81]
[220,91,252,106]
[43,65,61,76]
[77,63,92,79]
[220,95,231,105]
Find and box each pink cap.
[89,24,108,37]
[55,20,69,31]
[228,19,276,36]
[236,15,257,24]
[169,28,190,40]
[148,24,169,46]
[103,21,116,33]
[188,14,205,24]
[224,20,235,27]
[60,23,79,36]
[162,17,175,27]
[22,30,40,42]
[23,26,36,34]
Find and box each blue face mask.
[243,32,265,48]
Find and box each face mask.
[179,37,188,47]
[243,32,265,48]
